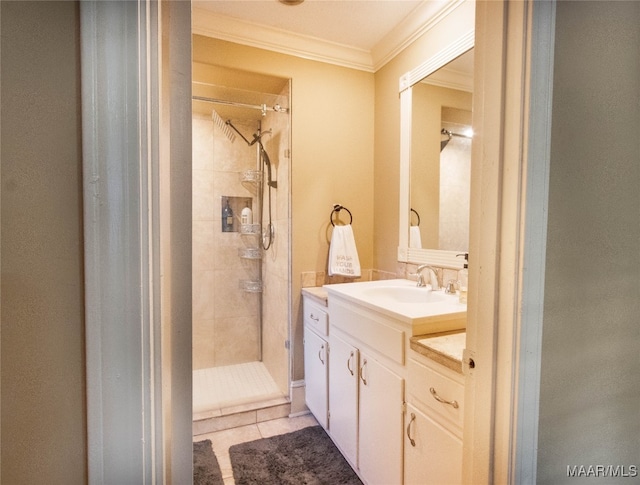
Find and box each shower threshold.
[193,361,290,435]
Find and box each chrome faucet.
[415,265,440,290]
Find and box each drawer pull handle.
[318,345,325,365]
[359,359,368,386]
[430,387,459,409]
[406,412,416,447]
[347,351,355,376]
[310,313,320,322]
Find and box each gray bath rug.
[193,439,224,485]
[229,425,363,485]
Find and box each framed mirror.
[398,30,474,267]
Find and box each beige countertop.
[301,286,328,306]
[410,331,466,374]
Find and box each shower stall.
[191,71,291,426]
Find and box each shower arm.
[225,120,273,148]
[225,120,255,146]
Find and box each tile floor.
[194,413,320,485]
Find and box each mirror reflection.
[409,49,474,252]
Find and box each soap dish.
[241,170,262,184]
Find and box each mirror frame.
[398,29,475,268]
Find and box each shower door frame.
[192,82,293,397]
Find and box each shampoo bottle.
[241,202,253,225]
[457,253,469,304]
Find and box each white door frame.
[80,1,192,483]
[464,1,555,483]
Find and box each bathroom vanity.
[302,279,467,485]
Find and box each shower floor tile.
[193,361,283,414]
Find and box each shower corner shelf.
[240,223,261,235]
[238,247,263,260]
[241,170,263,184]
[240,279,263,293]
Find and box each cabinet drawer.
[408,356,464,434]
[304,298,328,337]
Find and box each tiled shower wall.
[192,91,291,398]
[192,116,261,370]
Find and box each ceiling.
[192,0,459,72]
[194,0,424,51]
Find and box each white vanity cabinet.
[302,295,329,430]
[316,280,467,485]
[326,332,358,463]
[328,297,405,485]
[405,350,464,485]
[357,349,404,485]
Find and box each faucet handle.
[445,279,457,295]
[410,272,426,287]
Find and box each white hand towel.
[328,224,361,277]
[409,226,422,249]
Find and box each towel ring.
[410,208,421,227]
[330,204,353,226]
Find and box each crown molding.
[193,7,375,72]
[193,1,465,73]
[371,0,465,71]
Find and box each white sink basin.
[324,279,467,330]
[361,286,446,304]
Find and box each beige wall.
[538,1,640,481]
[193,36,375,380]
[1,1,87,482]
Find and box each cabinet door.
[328,332,359,468]
[404,403,462,485]
[304,326,328,429]
[358,353,404,485]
